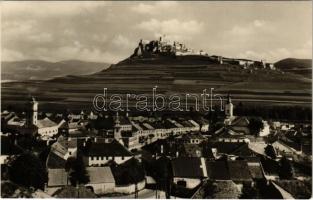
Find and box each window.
[122,156,124,160]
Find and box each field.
[1,56,311,112]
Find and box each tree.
[9,152,48,190]
[279,156,293,179]
[65,155,89,186]
[240,183,259,199]
[248,117,264,136]
[265,144,277,159]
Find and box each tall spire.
[225,93,233,119]
[115,112,120,126]
[227,94,232,104]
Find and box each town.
[1,94,311,198]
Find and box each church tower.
[225,94,233,118]
[114,112,121,140]
[26,96,38,126]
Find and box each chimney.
[176,151,179,157]
[94,137,97,143]
[160,145,164,154]
[83,142,86,147]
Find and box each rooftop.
[86,167,115,184]
[85,139,132,157]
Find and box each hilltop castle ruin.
[131,37,275,70]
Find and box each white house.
[86,139,133,166]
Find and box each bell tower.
[225,94,233,118]
[26,96,38,126]
[114,112,121,140]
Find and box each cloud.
[131,2,178,15]
[1,2,311,63]
[136,18,204,41]
[2,1,107,18]
[293,39,312,58]
[228,19,270,36]
[2,20,36,40]
[131,3,155,14]
[112,35,136,50]
[2,49,26,61]
[237,42,312,62]
[27,33,53,43]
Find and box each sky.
[2,1,312,63]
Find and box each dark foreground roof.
[111,157,145,185]
[172,157,205,178]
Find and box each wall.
[85,182,115,195]
[173,177,201,189]
[88,156,132,166]
[38,126,58,137]
[114,179,146,194]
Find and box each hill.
[1,60,110,82]
[275,58,312,78]
[1,55,311,112]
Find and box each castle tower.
[225,94,233,118]
[26,96,38,126]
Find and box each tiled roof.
[206,160,252,181]
[230,116,249,126]
[47,168,68,187]
[37,117,57,129]
[86,167,115,184]
[208,142,252,156]
[206,161,230,180]
[227,160,252,181]
[111,157,145,185]
[86,139,132,157]
[248,165,264,179]
[142,139,182,157]
[46,151,66,169]
[172,157,205,178]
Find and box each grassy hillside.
[275,58,312,78]
[1,56,311,111]
[1,59,110,81]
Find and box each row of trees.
[7,151,90,191]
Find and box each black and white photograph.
[1,1,312,199]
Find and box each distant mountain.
[275,58,312,78]
[1,59,110,81]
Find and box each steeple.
[227,94,232,104]
[26,96,38,126]
[115,112,120,127]
[225,94,233,118]
[114,112,121,141]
